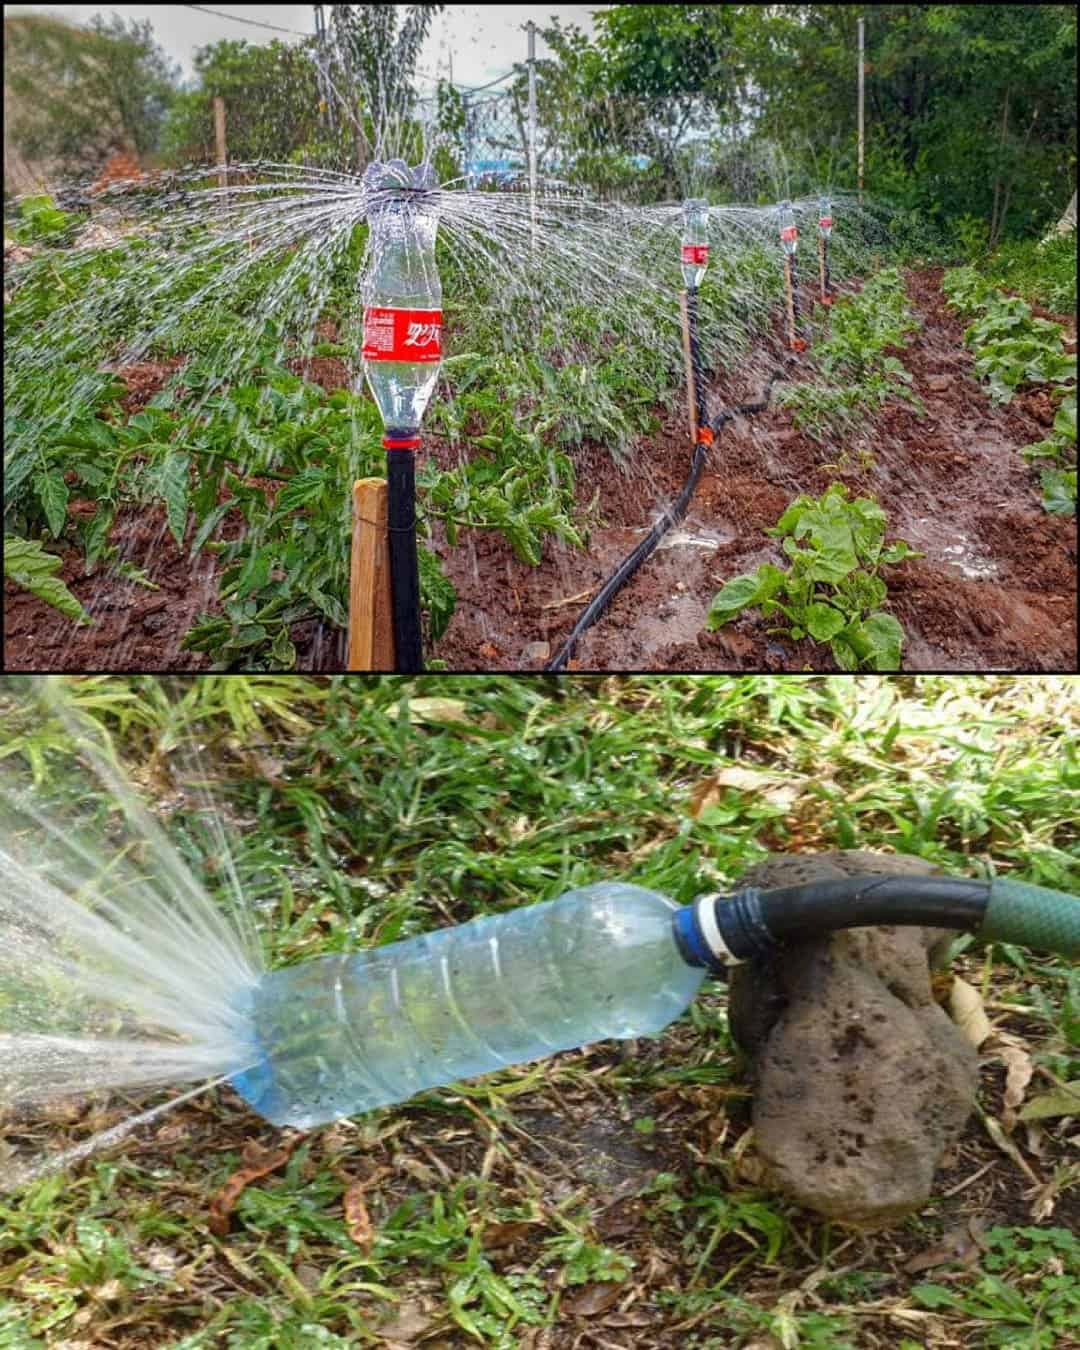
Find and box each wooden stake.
[213,96,228,192]
[349,478,395,671]
[679,289,698,444]
[783,256,796,348]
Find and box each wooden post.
[213,95,228,192]
[783,256,796,349]
[679,289,698,444]
[349,478,395,671]
[857,17,865,205]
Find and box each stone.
[523,641,551,665]
[926,374,951,394]
[727,850,978,1228]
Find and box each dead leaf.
[406,697,469,724]
[482,1220,538,1252]
[949,977,991,1048]
[989,1032,1035,1131]
[343,1183,374,1250]
[1019,1082,1080,1122]
[903,1219,984,1273]
[379,1301,435,1345]
[207,1134,301,1236]
[562,1282,623,1317]
[978,1106,1042,1186]
[689,767,801,818]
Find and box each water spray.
[818,195,834,305]
[2,702,1077,1160]
[361,160,442,673]
[778,199,807,352]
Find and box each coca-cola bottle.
[680,197,710,289]
[817,195,834,305]
[359,160,442,674]
[778,199,798,255]
[361,159,442,446]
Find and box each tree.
[160,39,321,166]
[321,4,444,169]
[731,4,1076,238]
[508,7,743,200]
[4,12,180,180]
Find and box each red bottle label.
[681,243,709,265]
[819,216,833,229]
[362,307,442,362]
[780,226,798,242]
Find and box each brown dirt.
[435,266,1076,672]
[4,270,1075,672]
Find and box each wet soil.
[5,270,1075,672]
[435,267,1076,671]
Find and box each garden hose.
[673,873,1080,970]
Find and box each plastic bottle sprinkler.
[361,159,442,673]
[679,198,712,439]
[231,873,1080,1129]
[817,195,834,305]
[777,200,806,352]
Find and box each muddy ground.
[4,268,1075,672]
[435,268,1077,672]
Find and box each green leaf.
[159,452,190,546]
[863,612,905,670]
[270,626,298,669]
[276,468,328,512]
[706,573,762,628]
[880,540,922,565]
[1041,468,1076,516]
[4,535,92,624]
[82,503,115,571]
[1053,394,1077,444]
[805,602,847,641]
[33,468,69,538]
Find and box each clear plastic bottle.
[817,196,833,240]
[681,197,710,289]
[361,160,442,446]
[778,199,798,255]
[231,883,707,1128]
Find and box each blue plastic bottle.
[232,883,707,1128]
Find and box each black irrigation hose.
[386,449,424,673]
[543,361,794,672]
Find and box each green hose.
[981,879,1080,959]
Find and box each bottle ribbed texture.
[232,883,705,1128]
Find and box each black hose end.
[716,887,777,960]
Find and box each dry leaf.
[207,1134,301,1236]
[482,1220,537,1252]
[949,977,991,1048]
[989,1033,1035,1131]
[406,697,469,724]
[903,1219,984,1273]
[343,1183,374,1251]
[562,1282,623,1317]
[379,1301,435,1345]
[1019,1082,1080,1121]
[689,767,801,818]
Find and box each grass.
[1,674,1078,1348]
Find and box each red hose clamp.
[383,437,421,450]
[697,426,714,446]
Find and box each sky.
[3,4,604,89]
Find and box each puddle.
[904,517,999,580]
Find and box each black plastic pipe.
[385,448,423,673]
[543,362,793,672]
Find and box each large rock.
[728,851,978,1228]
